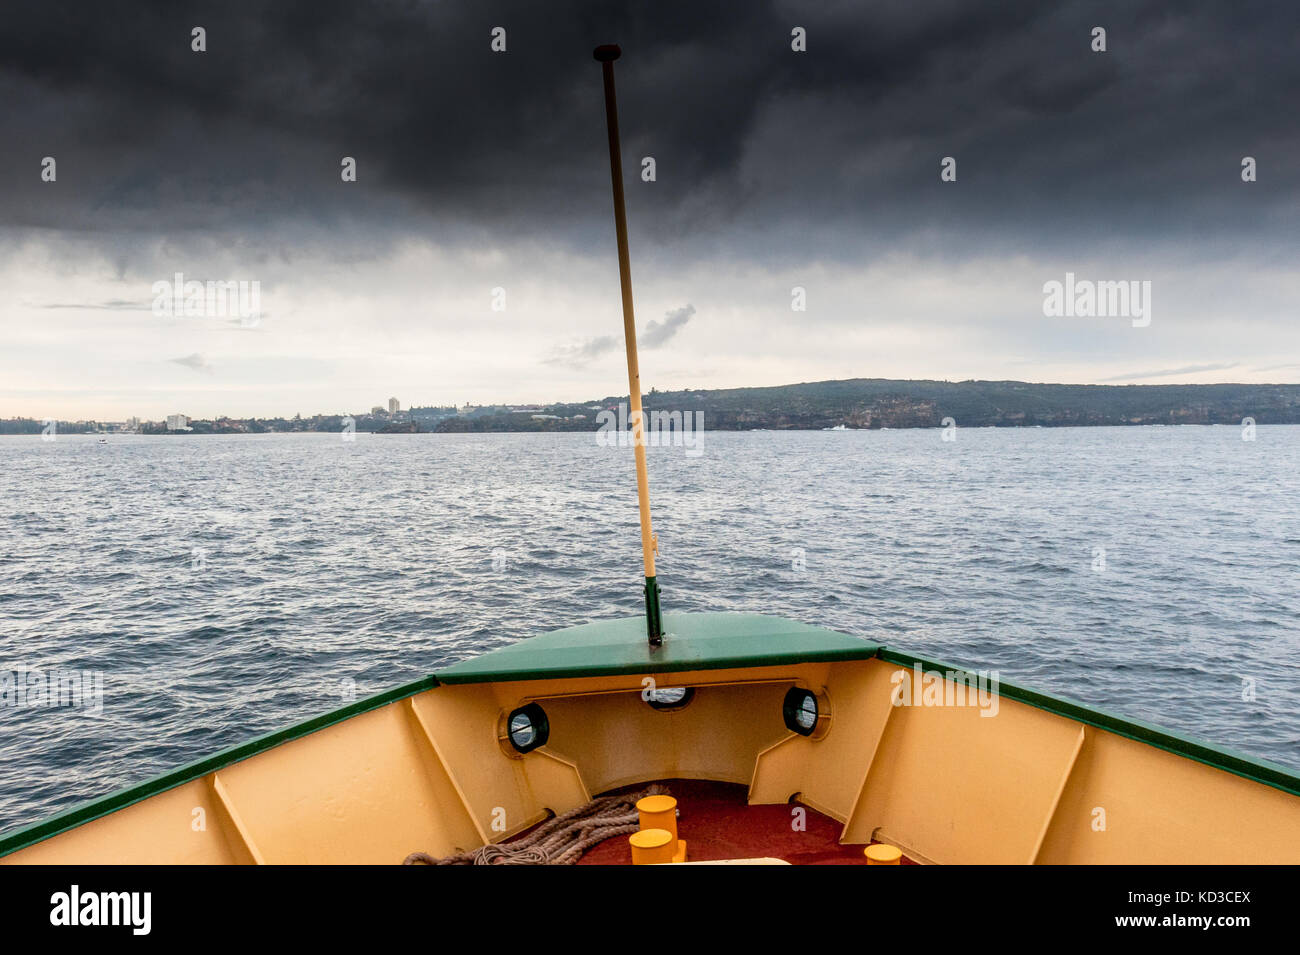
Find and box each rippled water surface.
[2,427,1298,833]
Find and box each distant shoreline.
[5,421,1296,439]
[6,376,1300,434]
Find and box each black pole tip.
[593,44,621,62]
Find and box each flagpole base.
[644,576,664,647]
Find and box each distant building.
[166,413,189,431]
[388,397,400,414]
[371,406,385,415]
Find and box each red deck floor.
[575,779,914,865]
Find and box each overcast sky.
[1,0,1297,419]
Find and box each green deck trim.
[433,612,882,684]
[0,674,440,858]
[877,647,1300,799]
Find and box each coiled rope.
[403,785,669,865]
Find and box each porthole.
[500,702,549,756]
[783,687,830,739]
[645,686,695,710]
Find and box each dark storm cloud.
[1,0,1297,262]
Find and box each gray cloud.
[640,304,695,349]
[169,353,212,374]
[544,335,620,368]
[35,299,150,310]
[1251,363,1300,374]
[1099,362,1240,382]
[546,303,695,367]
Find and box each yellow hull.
[4,614,1298,864]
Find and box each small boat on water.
[4,45,1298,866]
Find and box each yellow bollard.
[630,828,675,865]
[636,795,678,841]
[865,844,902,865]
[636,794,686,862]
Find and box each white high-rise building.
[388,397,400,414]
[166,414,189,431]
